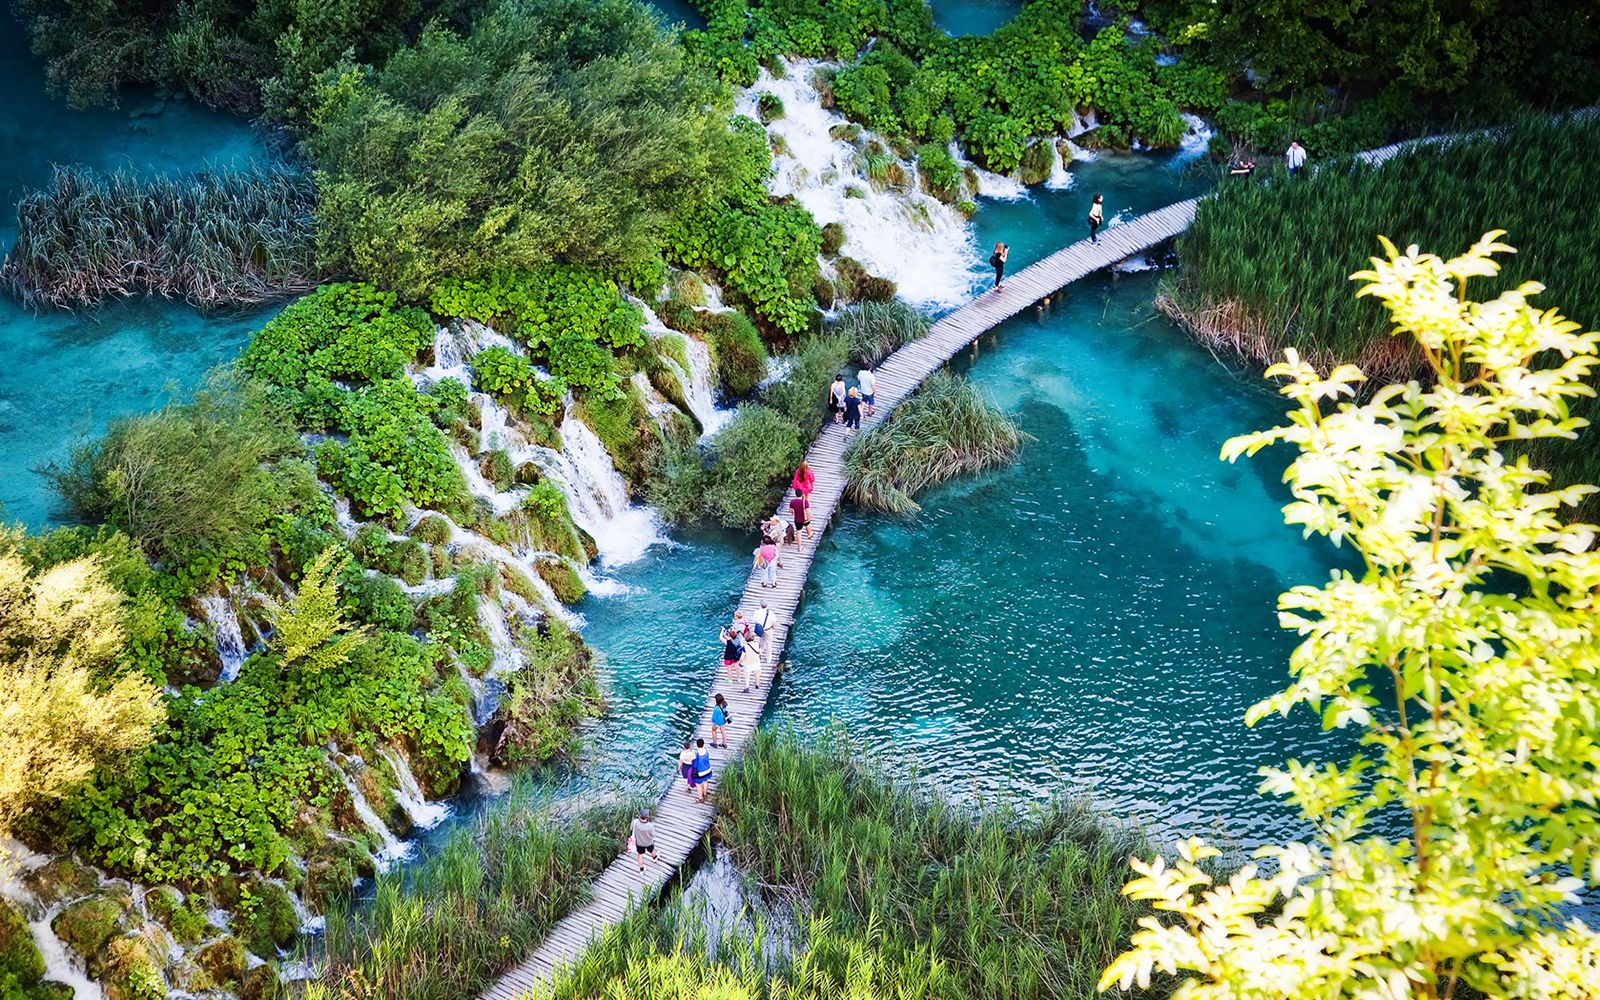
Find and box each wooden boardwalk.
[477,201,1196,1000]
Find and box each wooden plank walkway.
[477,203,1196,1000]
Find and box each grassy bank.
[538,728,1166,1000]
[311,789,633,1000]
[844,371,1022,514]
[1167,113,1600,502]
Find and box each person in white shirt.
[754,600,776,658]
[1286,140,1307,175]
[858,362,878,417]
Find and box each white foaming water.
[477,599,526,679]
[334,764,411,871]
[1177,113,1214,161]
[949,140,1030,201]
[198,594,247,683]
[578,567,638,597]
[0,840,104,1000]
[639,302,733,437]
[738,61,983,309]
[541,409,664,567]
[377,746,451,830]
[1044,142,1075,190]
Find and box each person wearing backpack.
[988,241,1008,291]
[711,694,731,748]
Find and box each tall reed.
[1169,112,1600,505]
[844,372,1022,513]
[831,299,929,366]
[2,164,322,311]
[307,784,631,1000]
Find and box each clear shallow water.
[932,0,1022,37]
[574,148,1354,849]
[0,18,272,525]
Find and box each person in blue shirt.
[693,738,713,803]
[711,694,730,748]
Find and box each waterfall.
[1044,142,1075,190]
[0,841,104,1000]
[376,746,451,831]
[198,594,247,683]
[529,407,663,567]
[1176,113,1214,161]
[333,765,411,871]
[639,302,733,438]
[737,60,983,309]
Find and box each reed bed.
[845,372,1022,513]
[1170,112,1600,501]
[831,299,930,366]
[701,728,1168,1000]
[2,164,322,311]
[308,786,632,1000]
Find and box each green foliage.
[755,91,784,122]
[1170,114,1600,504]
[417,576,494,676]
[708,727,1159,1000]
[45,376,318,589]
[410,515,453,547]
[264,547,369,674]
[575,386,658,488]
[762,332,850,439]
[916,142,962,203]
[831,300,928,366]
[470,347,565,424]
[337,569,415,633]
[307,0,750,297]
[350,527,428,586]
[520,482,587,564]
[0,901,45,988]
[490,620,599,766]
[1105,235,1600,998]
[310,793,628,1000]
[702,312,768,397]
[60,628,473,884]
[652,405,802,528]
[2,164,321,311]
[322,379,471,521]
[665,198,821,334]
[845,372,1021,513]
[433,267,646,354]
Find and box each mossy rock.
[703,312,768,398]
[819,222,846,257]
[884,162,909,188]
[239,880,298,959]
[144,889,208,947]
[828,122,861,143]
[1018,141,1054,185]
[195,936,247,987]
[480,449,515,492]
[535,559,586,605]
[667,271,706,308]
[22,858,98,908]
[576,527,599,564]
[513,462,542,486]
[240,961,281,1000]
[101,935,167,1000]
[300,838,374,909]
[498,564,542,608]
[856,276,898,303]
[51,894,128,960]
[0,899,45,987]
[411,514,453,546]
[812,274,836,310]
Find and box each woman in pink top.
[753,539,779,587]
[791,460,814,498]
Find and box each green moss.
[239,879,298,959]
[145,889,208,946]
[704,312,769,398]
[21,858,98,907]
[480,449,514,492]
[51,895,125,960]
[101,936,166,1000]
[411,515,452,546]
[0,899,44,987]
[240,962,280,1000]
[819,222,846,257]
[195,936,247,988]
[350,525,428,585]
[574,386,656,489]
[1017,140,1053,185]
[534,559,586,605]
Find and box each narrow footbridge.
[477,197,1198,1000]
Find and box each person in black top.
[989,241,1008,291]
[843,387,863,432]
[1228,157,1256,177]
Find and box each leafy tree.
[0,533,162,839]
[1101,234,1600,998]
[262,547,369,673]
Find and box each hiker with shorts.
[858,361,878,417]
[630,809,657,871]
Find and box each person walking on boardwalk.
[989,241,1008,291]
[828,374,847,424]
[739,635,763,693]
[858,361,878,417]
[753,536,779,588]
[790,490,812,540]
[678,738,696,796]
[843,386,863,433]
[630,808,657,871]
[1088,193,1104,244]
[721,626,744,683]
[711,694,731,748]
[693,738,713,803]
[754,600,776,658]
[792,460,815,499]
[1286,139,1307,176]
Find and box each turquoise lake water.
[572,150,1351,849]
[0,19,272,525]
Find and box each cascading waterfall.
[376,746,451,830]
[0,840,105,1000]
[638,301,732,437]
[198,594,247,683]
[333,763,411,871]
[737,59,984,309]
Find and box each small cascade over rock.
[1176,113,1214,161]
[639,301,732,437]
[0,840,105,1000]
[377,746,451,830]
[198,593,247,683]
[948,141,1030,201]
[333,761,411,871]
[539,405,663,567]
[738,59,983,309]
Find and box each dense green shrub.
[350,525,428,586]
[915,142,963,202]
[520,482,587,563]
[666,197,821,334]
[831,300,928,366]
[763,332,851,439]
[470,347,566,424]
[59,628,472,885]
[241,283,433,398]
[319,380,471,521]
[574,386,658,488]
[703,312,769,397]
[338,570,415,633]
[653,404,802,527]
[308,0,754,296]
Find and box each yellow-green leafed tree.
[1102,233,1600,999]
[262,547,368,673]
[0,536,162,838]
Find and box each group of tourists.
[828,362,878,432]
[1230,139,1308,179]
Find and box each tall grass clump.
[845,372,1022,513]
[3,164,321,311]
[831,299,929,365]
[1171,113,1600,378]
[711,728,1167,1000]
[310,788,630,1000]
